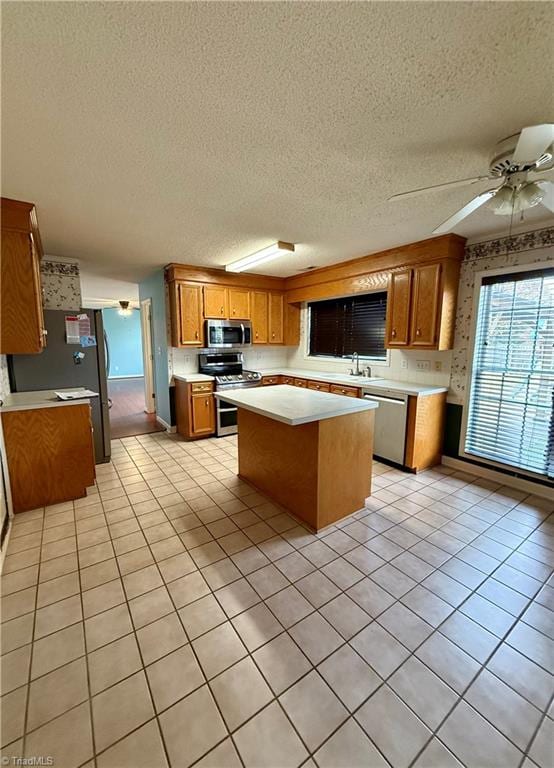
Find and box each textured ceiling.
[2,2,553,281]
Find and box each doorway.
[103,304,163,439]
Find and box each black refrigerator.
[8,309,111,463]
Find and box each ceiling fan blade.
[432,189,499,234]
[388,175,493,202]
[512,124,554,165]
[536,180,554,212]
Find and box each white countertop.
[214,384,378,426]
[0,388,97,413]
[172,374,214,384]
[258,368,447,396]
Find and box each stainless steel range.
[198,351,262,436]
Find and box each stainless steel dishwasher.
[362,387,409,465]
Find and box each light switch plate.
[416,360,431,371]
[434,361,442,372]
[401,359,408,369]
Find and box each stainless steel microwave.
[205,319,252,347]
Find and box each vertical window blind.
[465,267,554,479]
[308,292,387,359]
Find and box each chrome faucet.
[351,352,361,376]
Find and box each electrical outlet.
[401,359,408,369]
[434,360,442,372]
[416,360,430,371]
[184,356,191,363]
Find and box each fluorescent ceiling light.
[225,241,295,273]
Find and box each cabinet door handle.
[416,328,421,337]
[195,331,199,339]
[391,329,397,338]
[205,399,209,406]
[221,306,224,315]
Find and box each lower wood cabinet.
[294,378,308,388]
[308,381,330,392]
[1,404,95,513]
[404,392,446,471]
[329,384,359,398]
[175,380,216,439]
[261,376,280,386]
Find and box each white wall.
[80,271,139,309]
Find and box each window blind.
[465,267,554,479]
[308,292,387,359]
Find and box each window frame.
[459,260,554,482]
[304,292,390,365]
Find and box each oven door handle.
[218,406,238,413]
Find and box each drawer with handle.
[281,376,295,385]
[330,384,360,398]
[190,382,214,394]
[294,378,308,388]
[308,381,330,392]
[262,376,280,386]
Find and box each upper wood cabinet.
[169,282,203,347]
[386,270,412,347]
[203,285,228,318]
[269,293,284,344]
[228,288,250,319]
[251,291,268,343]
[410,263,441,346]
[385,258,460,350]
[1,198,46,354]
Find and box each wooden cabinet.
[203,285,228,319]
[386,270,412,348]
[262,376,280,386]
[175,380,215,439]
[330,384,360,398]
[170,282,203,347]
[281,376,295,385]
[228,288,250,319]
[308,381,330,392]
[294,378,307,388]
[251,291,268,343]
[1,198,46,354]
[405,392,447,471]
[410,263,441,346]
[269,293,284,344]
[385,260,459,350]
[1,403,95,513]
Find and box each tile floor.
[1,431,553,768]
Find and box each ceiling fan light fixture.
[225,241,295,273]
[117,300,132,317]
[515,181,544,212]
[487,185,516,216]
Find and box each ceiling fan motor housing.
[489,133,554,177]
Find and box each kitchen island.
[214,385,378,531]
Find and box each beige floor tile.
[96,719,168,768]
[136,612,188,665]
[1,564,40,596]
[438,700,523,768]
[1,613,34,655]
[289,612,343,665]
[356,685,432,768]
[378,602,434,650]
[24,701,93,768]
[314,718,389,768]
[412,738,464,768]
[215,578,260,618]
[295,570,341,608]
[389,656,459,730]
[415,632,480,693]
[31,622,85,679]
[179,595,226,639]
[486,643,554,711]
[253,632,312,695]
[318,644,381,712]
[92,670,155,752]
[231,603,283,652]
[1,685,27,748]
[38,552,79,583]
[80,558,120,592]
[27,657,88,731]
[146,644,204,713]
[129,585,174,628]
[233,701,308,768]
[194,737,242,768]
[350,621,409,679]
[1,643,31,694]
[210,657,273,730]
[192,622,247,679]
[160,684,227,768]
[266,586,313,628]
[1,586,37,622]
[85,603,133,652]
[117,545,155,575]
[122,564,163,600]
[320,594,371,640]
[83,578,126,618]
[88,633,143,694]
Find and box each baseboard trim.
[107,375,144,380]
[441,456,553,500]
[156,415,176,433]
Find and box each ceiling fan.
[389,124,554,234]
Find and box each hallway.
[108,377,164,439]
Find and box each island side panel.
[237,409,320,529]
[317,409,374,529]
